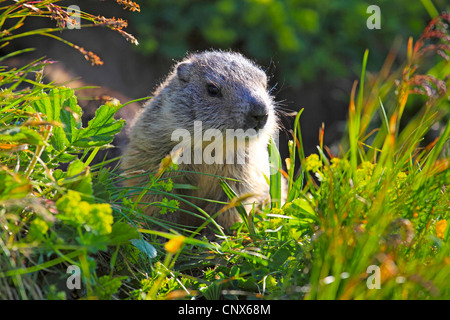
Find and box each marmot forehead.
[184,50,268,85]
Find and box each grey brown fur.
[122,50,278,230]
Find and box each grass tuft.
[0,4,448,300]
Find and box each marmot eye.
[207,83,221,96]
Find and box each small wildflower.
[315,171,325,182]
[165,236,185,254]
[393,171,408,190]
[330,158,350,172]
[73,45,103,66]
[355,161,375,189]
[115,0,140,12]
[330,157,340,170]
[359,161,375,172]
[409,74,446,98]
[436,220,447,240]
[46,3,70,28]
[305,154,321,172]
[117,29,139,45]
[0,30,12,37]
[96,16,128,30]
[395,171,407,182]
[55,190,113,235]
[28,217,49,241]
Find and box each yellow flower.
[355,161,375,188]
[305,154,321,172]
[359,161,375,173]
[436,220,447,240]
[330,158,340,170]
[165,235,185,254]
[395,171,407,185]
[330,158,350,172]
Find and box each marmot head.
[164,50,276,136]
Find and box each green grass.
[0,3,449,300]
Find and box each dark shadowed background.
[4,0,448,163]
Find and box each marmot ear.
[176,62,191,83]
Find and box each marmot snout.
[122,50,279,230]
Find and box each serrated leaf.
[60,90,82,144]
[73,102,125,148]
[32,87,82,151]
[33,87,78,120]
[33,90,57,121]
[50,126,67,151]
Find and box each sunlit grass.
[0,3,448,300]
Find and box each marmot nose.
[247,101,268,130]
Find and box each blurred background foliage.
[4,0,448,157]
[132,0,446,85]
[1,1,449,300]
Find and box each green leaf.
[32,87,82,151]
[73,102,125,148]
[56,190,113,235]
[77,232,109,252]
[130,238,158,260]
[284,198,316,221]
[63,159,93,196]
[109,222,139,245]
[60,97,82,144]
[0,127,44,145]
[33,90,58,121]
[268,247,290,269]
[0,170,31,200]
[94,275,127,299]
[202,281,222,300]
[56,152,78,163]
[93,173,112,203]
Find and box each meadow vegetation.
[0,1,448,300]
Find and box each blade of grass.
[219,179,249,228]
[268,136,282,209]
[287,109,304,198]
